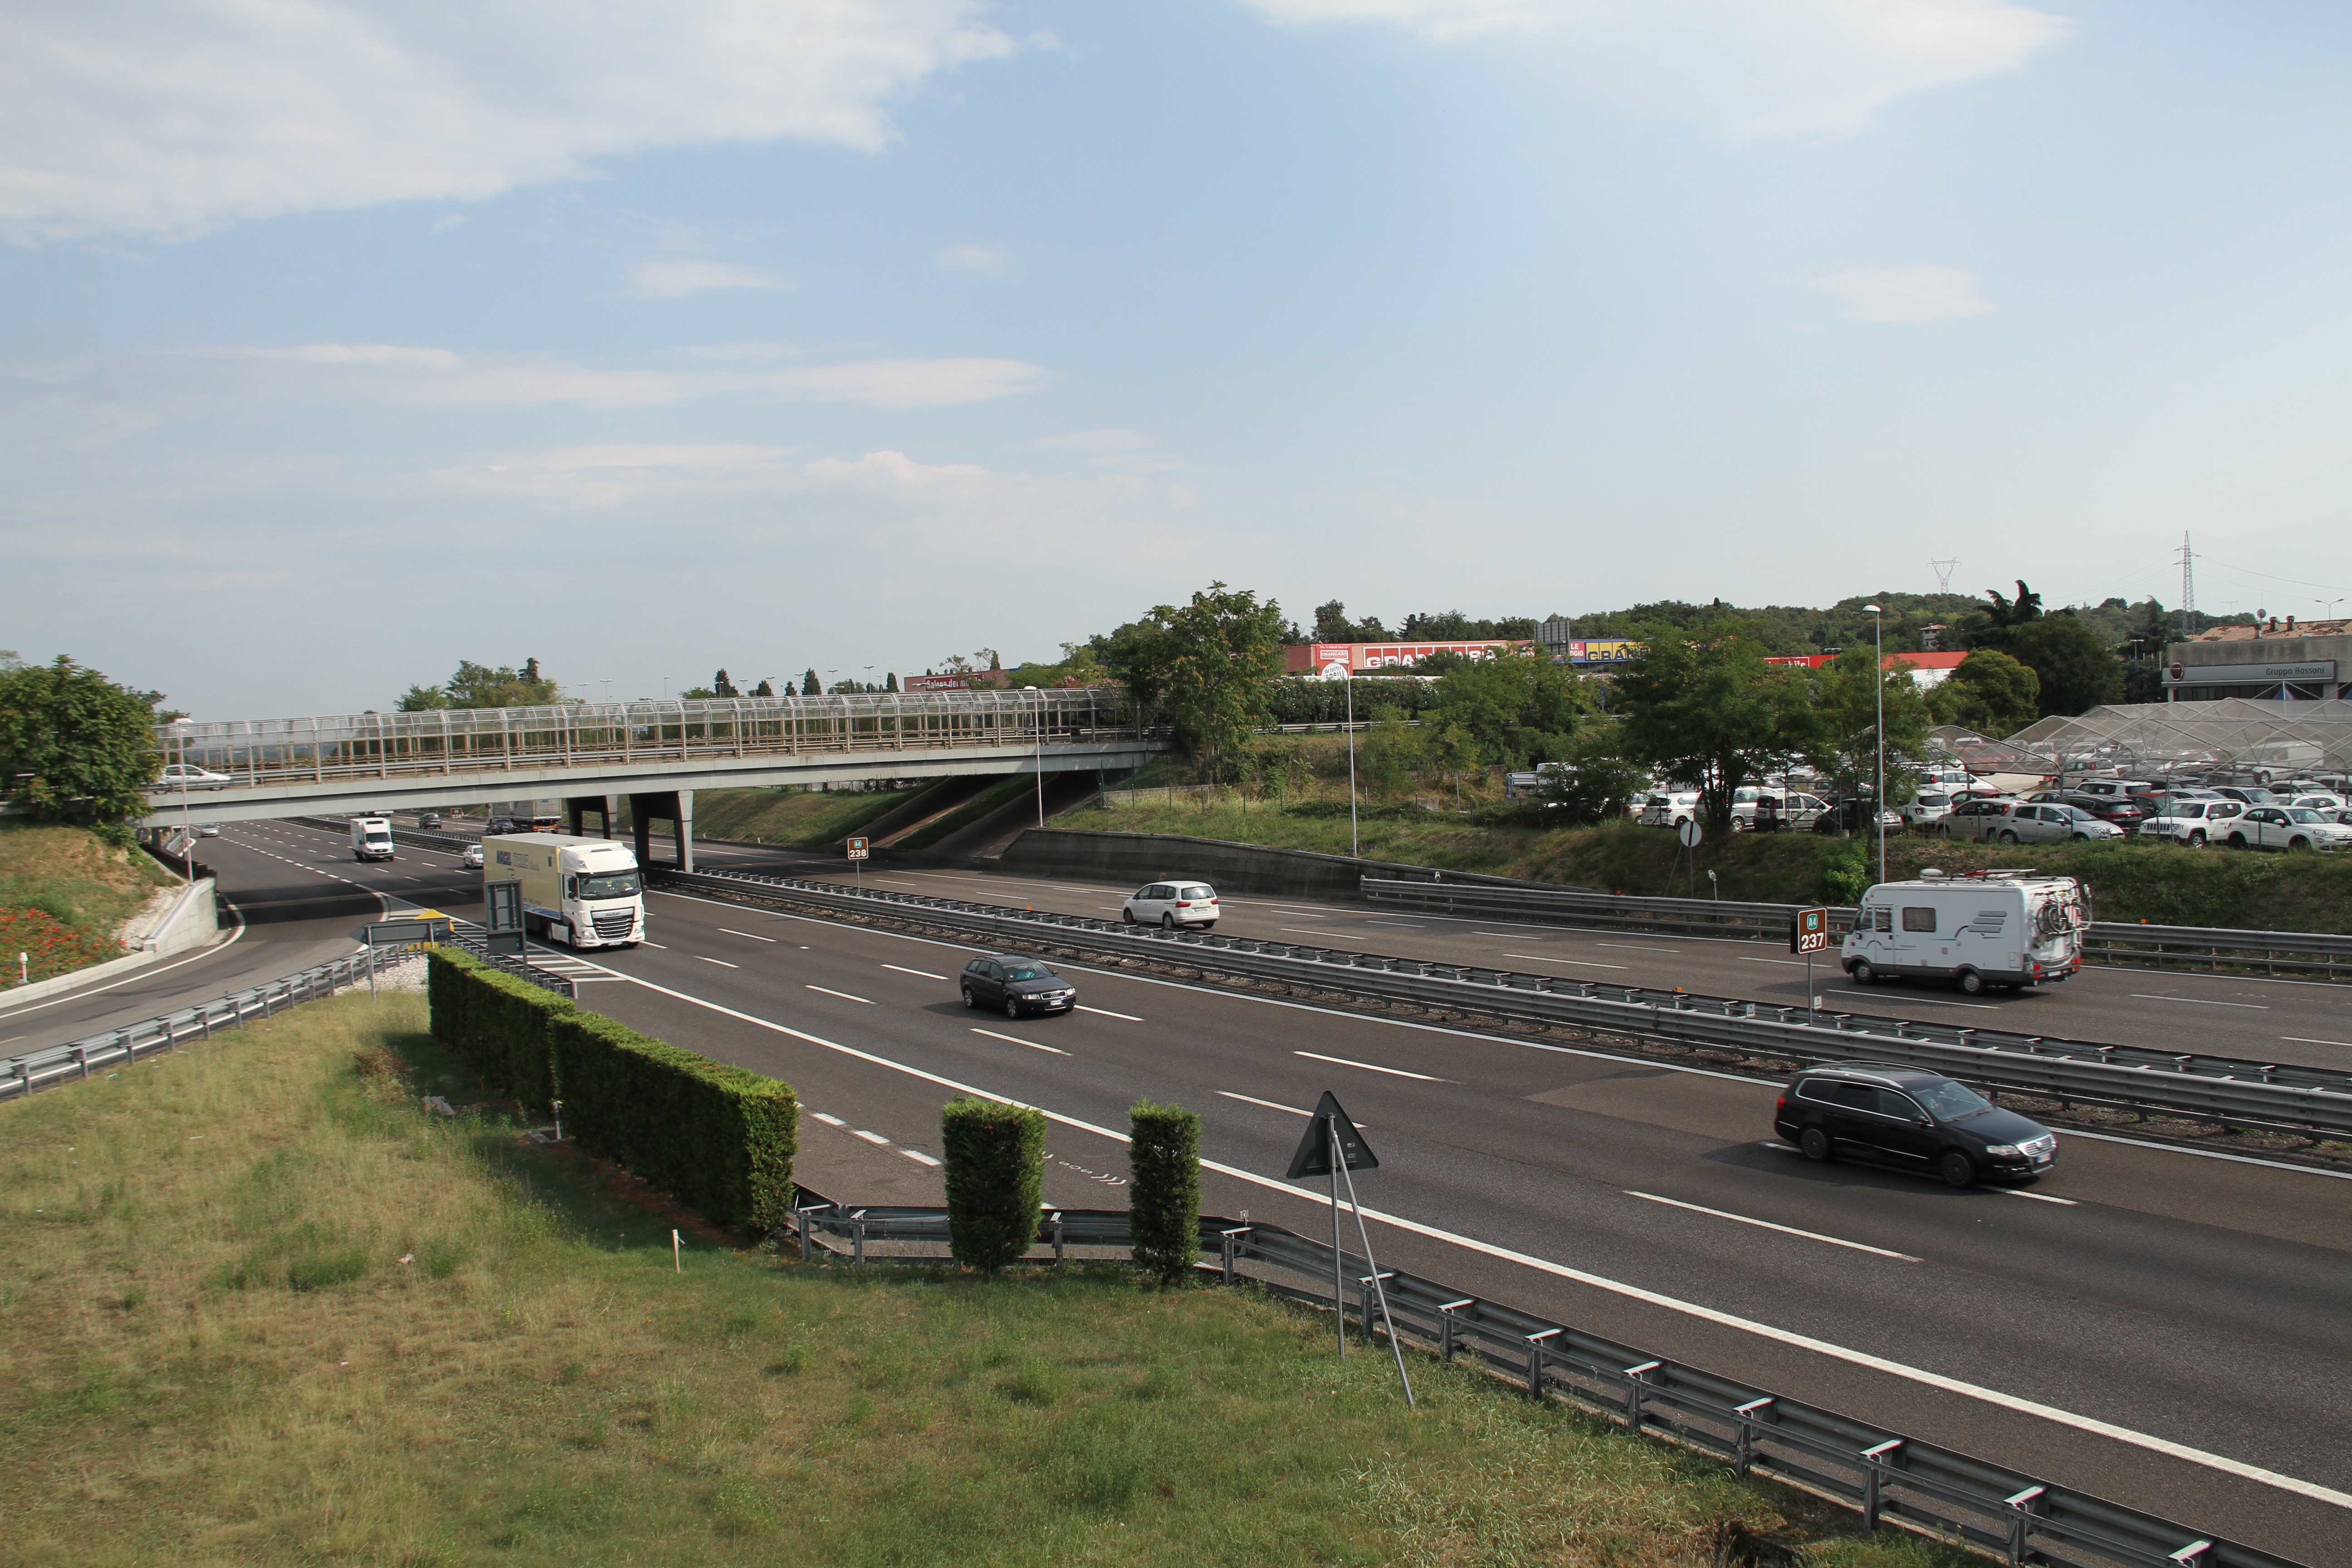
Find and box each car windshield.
[1913,1078,1994,1121]
[578,870,642,899]
[2285,809,2326,824]
[1003,963,1055,982]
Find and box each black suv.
[960,954,1078,1019]
[1774,1064,2056,1187]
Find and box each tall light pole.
[1343,664,1359,858]
[172,720,193,887]
[1862,604,1886,887]
[1023,687,1045,826]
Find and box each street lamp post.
[1025,687,1044,827]
[1862,604,1886,888]
[173,720,193,887]
[1343,666,1359,858]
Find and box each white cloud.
[624,258,794,299]
[1,1,1020,241]
[1247,0,2070,136]
[934,243,1011,274]
[1035,427,1154,450]
[1818,264,1994,323]
[768,358,1050,406]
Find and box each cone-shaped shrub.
[941,1096,1046,1273]
[1127,1099,1201,1286]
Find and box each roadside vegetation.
[2,989,1970,1568]
[0,821,180,989]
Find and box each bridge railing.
[152,688,1155,793]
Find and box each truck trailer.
[350,816,395,862]
[481,833,646,949]
[1841,869,2086,995]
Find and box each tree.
[0,654,168,826]
[2011,613,2124,718]
[752,677,775,698]
[1127,1100,1202,1287]
[1311,600,1387,642]
[1611,630,1808,833]
[884,672,898,693]
[1929,650,2041,736]
[1360,708,1425,799]
[801,669,822,696]
[1538,725,1650,824]
[1799,648,1933,807]
[711,669,739,698]
[1098,582,1289,780]
[940,1097,1045,1274]
[396,658,564,710]
[1963,580,2044,654]
[1428,649,1590,766]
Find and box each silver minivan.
[1122,879,1220,930]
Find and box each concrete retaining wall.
[999,828,1591,902]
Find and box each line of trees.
[0,652,172,837]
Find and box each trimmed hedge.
[941,1096,1046,1272]
[425,949,798,1232]
[1127,1100,1201,1286]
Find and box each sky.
[5,0,2349,718]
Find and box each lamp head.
[1862,604,1881,614]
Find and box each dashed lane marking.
[1076,1005,1142,1021]
[696,956,739,969]
[1506,952,1627,970]
[719,928,777,943]
[805,985,873,1005]
[2132,994,2269,1009]
[1625,1191,1921,1262]
[881,964,949,980]
[900,1149,942,1166]
[852,1129,890,1145]
[970,1028,1068,1056]
[1294,1050,1440,1081]
[811,1113,845,1126]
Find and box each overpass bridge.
[146,688,1169,866]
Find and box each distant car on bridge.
[159,763,232,790]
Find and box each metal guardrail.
[651,867,2352,1141]
[783,1192,2301,1568]
[0,936,572,1103]
[1359,879,2352,982]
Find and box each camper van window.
[1869,908,1892,932]
[1901,907,1937,933]
[578,869,642,900]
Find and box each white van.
[1637,791,1702,828]
[1842,870,2087,995]
[350,816,396,862]
[483,833,646,948]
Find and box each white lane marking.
[882,964,948,980]
[1365,921,1424,928]
[852,1129,890,1145]
[2132,994,2269,1010]
[1269,909,1325,917]
[1475,931,1532,939]
[1743,956,1808,967]
[2282,1036,2352,1048]
[596,967,2352,1510]
[1506,952,1627,970]
[970,1028,1068,1055]
[640,941,667,950]
[1294,1049,1439,1081]
[1625,1191,1921,1262]
[719,928,777,943]
[812,1113,845,1126]
[696,956,739,969]
[1096,906,1125,911]
[805,985,873,1005]
[1077,1005,1143,1021]
[1597,942,1680,953]
[1217,1091,1311,1116]
[1282,928,1364,940]
[2003,1189,2079,1205]
[1050,886,1107,894]
[1827,989,1998,1011]
[900,1149,942,1166]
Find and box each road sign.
[358,917,453,948]
[1285,1092,1379,1179]
[1791,906,1831,955]
[1677,818,1703,848]
[846,836,870,861]
[483,877,524,956]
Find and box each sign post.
[1285,1092,1413,1406]
[845,834,869,892]
[1667,816,1703,897]
[1791,906,1831,1020]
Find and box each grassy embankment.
[1070,736,2352,930]
[0,822,181,990]
[0,991,1965,1568]
[612,785,929,848]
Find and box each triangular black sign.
[1285,1092,1380,1179]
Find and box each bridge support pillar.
[627,791,694,870]
[566,795,617,839]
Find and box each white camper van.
[1841,869,2086,995]
[482,833,646,949]
[350,816,396,862]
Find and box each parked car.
[1731,787,1828,831]
[959,954,1078,1018]
[197,823,221,837]
[2209,786,2283,807]
[1811,798,1904,835]
[2137,798,2245,846]
[1941,799,2120,844]
[2070,779,2155,804]
[1774,1064,2057,1187]
[1122,879,1220,929]
[418,811,443,829]
[2286,793,2348,814]
[1900,791,1955,830]
[461,843,485,869]
[159,763,232,790]
[2031,791,2152,829]
[1936,797,2016,842]
[2222,807,2352,852]
[1637,791,1702,828]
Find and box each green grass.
[897,774,1035,851]
[615,784,931,848]
[0,992,1968,1568]
[0,821,181,989]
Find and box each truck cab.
[482,833,645,949]
[350,816,396,862]
[1841,869,2086,995]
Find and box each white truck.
[482,833,646,949]
[350,816,396,862]
[1841,869,2087,995]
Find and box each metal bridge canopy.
[156,687,1147,788]
[1985,699,2352,781]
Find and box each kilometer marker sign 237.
[1791,907,1830,954]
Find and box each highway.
[31,817,2352,1563]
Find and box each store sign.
[1568,639,1639,664]
[2163,661,2336,685]
[1311,640,1528,675]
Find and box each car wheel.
[1849,960,1876,985]
[1956,969,1985,995]
[960,986,979,1009]
[1161,914,1176,930]
[1121,908,1136,925]
[2071,832,2091,842]
[1938,1150,1978,1189]
[2289,836,2312,852]
[1005,996,1021,1019]
[1798,1126,1832,1162]
[2227,833,2248,848]
[1729,816,1748,832]
[2189,830,2205,847]
[1998,830,2020,845]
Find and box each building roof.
[2195,618,2352,642]
[1944,699,2352,777]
